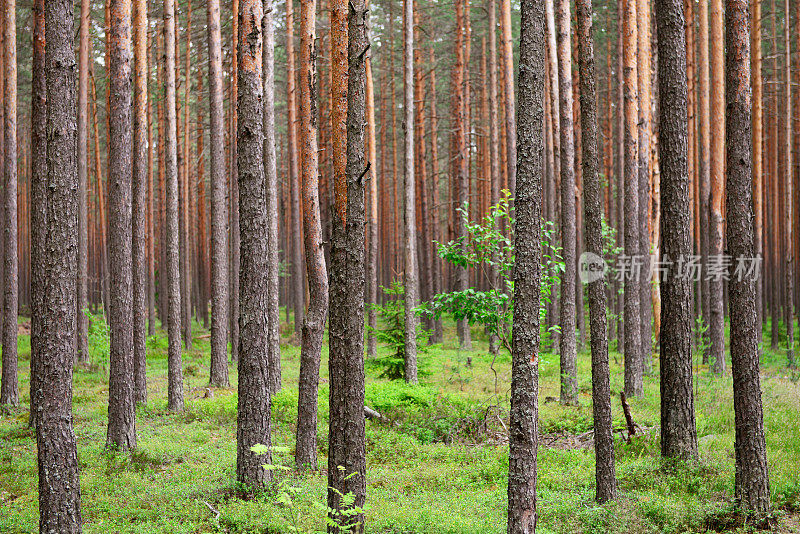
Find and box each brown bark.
[207,0,229,387]
[709,0,726,373]
[0,0,18,407]
[508,0,543,529]
[327,3,368,529]
[181,0,193,351]
[576,0,617,503]
[164,0,184,412]
[77,0,91,362]
[556,0,577,405]
[698,0,711,362]
[428,47,444,344]
[785,0,795,366]
[106,0,137,450]
[725,0,771,512]
[36,0,84,527]
[296,0,329,469]
[365,10,378,359]
[500,0,517,196]
[751,0,763,343]
[623,0,643,397]
[230,0,240,363]
[403,0,419,379]
[656,0,699,460]
[132,0,148,406]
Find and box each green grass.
[1,313,799,533]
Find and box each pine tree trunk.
[77,0,91,362]
[230,0,241,363]
[263,0,281,394]
[656,0,699,460]
[487,0,501,355]
[365,11,379,359]
[556,0,577,405]
[36,1,84,527]
[327,4,368,530]
[132,0,149,406]
[698,0,711,361]
[0,0,18,407]
[725,0,771,511]
[236,0,273,490]
[296,0,329,469]
[403,0,419,381]
[784,0,795,367]
[576,0,617,502]
[500,0,517,196]
[164,0,185,412]
[751,0,763,344]
[106,0,137,450]
[427,47,444,344]
[207,0,230,387]
[623,0,643,397]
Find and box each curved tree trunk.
[507,0,544,531]
[725,0,771,512]
[236,0,272,490]
[207,0,229,387]
[656,0,699,460]
[576,0,617,503]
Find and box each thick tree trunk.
[263,0,281,393]
[507,1,543,531]
[403,0,419,380]
[207,0,229,387]
[576,0,617,502]
[132,0,148,406]
[236,0,273,490]
[0,0,18,407]
[623,0,643,397]
[164,0,184,412]
[327,4,368,530]
[106,0,137,450]
[725,0,771,512]
[556,0,577,405]
[296,0,329,469]
[77,0,91,362]
[36,1,84,528]
[708,0,726,373]
[656,0,699,460]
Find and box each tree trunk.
[427,47,444,344]
[106,0,137,450]
[576,0,617,502]
[36,1,84,527]
[132,0,149,406]
[296,0,329,469]
[698,0,711,361]
[623,0,643,397]
[725,0,771,512]
[500,0,517,196]
[263,0,281,394]
[507,1,543,531]
[327,3,368,530]
[365,19,378,359]
[556,0,577,405]
[403,0,419,381]
[0,0,18,407]
[207,0,229,386]
[77,0,91,362]
[164,0,185,412]
[286,0,305,339]
[181,0,193,351]
[751,0,763,345]
[230,0,241,363]
[656,0,699,460]
[784,0,795,367]
[236,0,273,490]
[487,0,501,354]
[708,0,726,373]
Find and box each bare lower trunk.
[77,0,90,363]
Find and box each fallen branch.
[364,406,383,420]
[202,501,221,525]
[620,391,636,441]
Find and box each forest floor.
[1,314,800,533]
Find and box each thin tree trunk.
[207,0,229,387]
[403,0,419,381]
[656,0,699,460]
[428,47,444,344]
[164,0,184,412]
[132,0,149,406]
[236,0,272,489]
[557,0,577,405]
[327,3,368,530]
[230,0,240,363]
[751,0,763,345]
[708,0,726,373]
[77,0,91,362]
[500,0,517,196]
[487,0,501,355]
[296,0,329,469]
[0,0,18,407]
[726,0,771,512]
[181,0,193,351]
[784,0,795,366]
[638,0,653,374]
[508,1,543,529]
[576,0,617,502]
[36,0,84,527]
[623,0,643,397]
[365,13,378,359]
[263,0,281,393]
[106,0,137,450]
